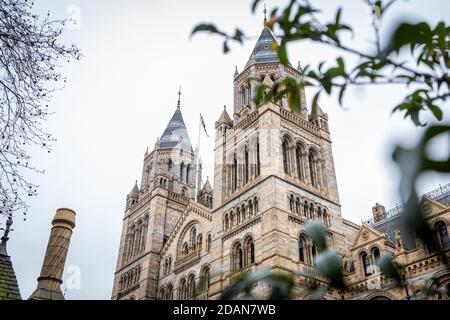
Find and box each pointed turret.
[130,180,139,197]
[245,26,291,68]
[0,216,22,300]
[216,105,233,128]
[158,91,193,152]
[201,176,213,194]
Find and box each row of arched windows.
[179,161,192,185]
[231,236,255,272]
[238,84,252,108]
[360,247,381,277]
[119,265,141,292]
[122,215,149,264]
[223,196,259,231]
[159,266,211,300]
[282,136,323,189]
[225,140,261,196]
[298,234,318,265]
[180,225,202,257]
[288,194,331,227]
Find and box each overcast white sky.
[5,0,450,299]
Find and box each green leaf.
[232,28,245,43]
[305,220,327,251]
[277,41,289,66]
[251,0,262,14]
[337,85,346,106]
[191,23,226,37]
[378,253,402,283]
[428,104,443,121]
[315,250,345,290]
[223,41,230,54]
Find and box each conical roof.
[201,177,213,194]
[129,181,139,197]
[216,106,233,127]
[245,27,291,68]
[159,100,193,152]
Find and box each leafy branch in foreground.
[0,0,81,219]
[192,0,450,300]
[192,0,449,126]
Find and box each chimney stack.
[372,203,386,222]
[29,208,76,300]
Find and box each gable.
[160,201,212,257]
[351,224,385,249]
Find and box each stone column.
[29,208,76,300]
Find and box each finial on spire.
[177,85,182,110]
[263,3,267,25]
[0,215,13,256]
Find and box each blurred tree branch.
[0,0,81,219]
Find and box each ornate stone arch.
[365,291,393,300]
[176,220,200,258]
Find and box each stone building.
[111,24,450,300]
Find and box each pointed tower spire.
[263,3,267,25]
[177,85,182,110]
[0,215,21,300]
[159,89,193,151]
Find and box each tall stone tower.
[111,92,199,300]
[29,208,76,300]
[208,24,346,298]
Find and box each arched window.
[245,238,255,266]
[240,86,245,107]
[179,278,187,300]
[224,214,229,231]
[244,146,249,184]
[241,204,246,221]
[232,153,238,191]
[159,288,166,300]
[256,139,261,176]
[190,227,197,249]
[436,221,450,249]
[361,252,372,276]
[167,159,173,173]
[372,247,380,264]
[308,150,319,187]
[311,245,317,265]
[289,195,294,212]
[282,139,290,174]
[299,236,307,262]
[187,274,195,299]
[248,200,253,218]
[185,165,190,184]
[200,267,210,292]
[206,234,212,252]
[166,284,173,300]
[236,207,241,225]
[295,144,304,180]
[233,243,244,271]
[180,162,185,181]
[182,242,189,255]
[295,197,300,215]
[247,84,251,105]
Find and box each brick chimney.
[372,203,386,222]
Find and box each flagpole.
[194,114,201,202]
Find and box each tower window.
[282,139,290,174]
[437,221,450,249]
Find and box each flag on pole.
[200,113,209,137]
